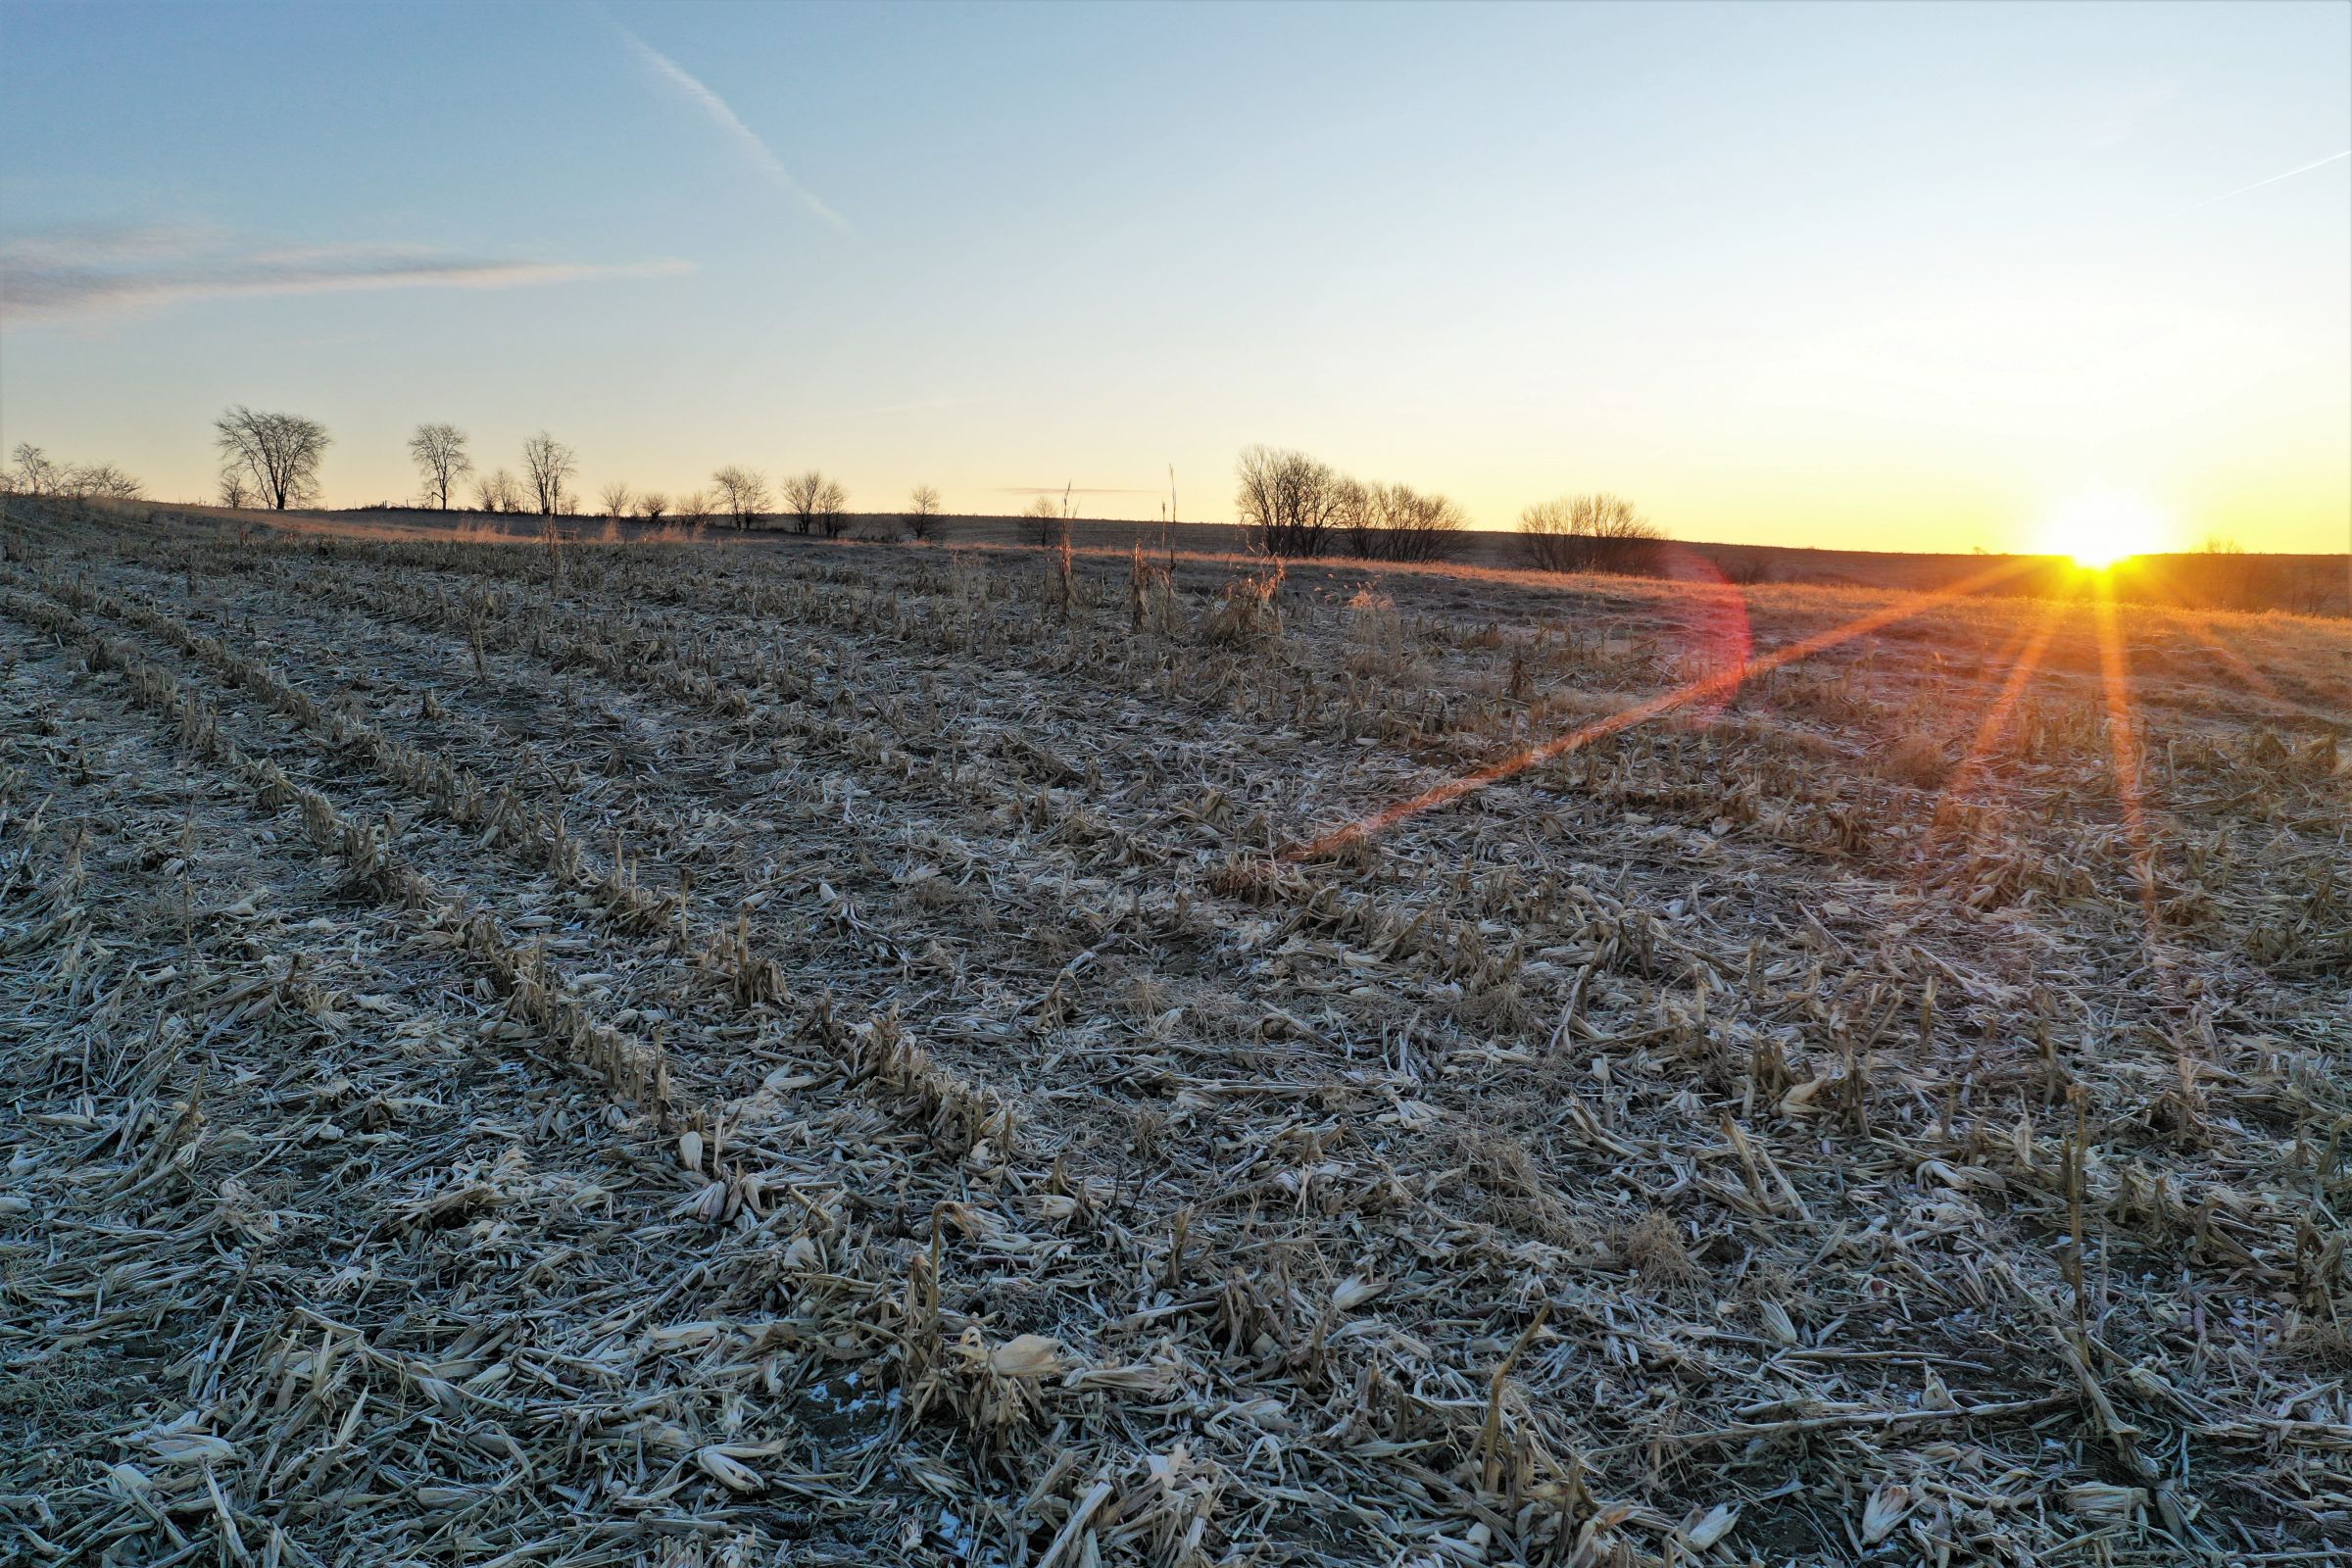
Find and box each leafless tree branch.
[214,406,329,511]
[407,423,472,511]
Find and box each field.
[3,500,2347,1566]
[148,500,2352,616]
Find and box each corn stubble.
[0,495,2346,1566]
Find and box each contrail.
[614,24,852,235]
[2178,148,2349,215]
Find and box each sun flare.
[2040,488,2167,569]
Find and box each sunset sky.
[3,0,2346,554]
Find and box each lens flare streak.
[1925,598,2064,849]
[1289,557,2038,858]
[2089,576,2175,1000]
[2162,609,2289,710]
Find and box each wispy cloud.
[2177,148,2350,215]
[613,23,851,234]
[0,226,692,324]
[0,220,220,269]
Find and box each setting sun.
[2040,488,2169,568]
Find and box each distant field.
[137,497,2352,617]
[4,497,2347,1565]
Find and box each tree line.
[1,443,145,502]
[9,408,1651,575]
[398,422,872,535]
[9,414,2339,613]
[1233,443,1663,574]
[8,412,1654,575]
[1,408,895,532]
[208,408,879,536]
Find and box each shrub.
[1521,493,1662,575]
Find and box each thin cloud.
[0,220,220,269]
[614,24,851,234]
[0,231,692,324]
[2177,148,2350,215]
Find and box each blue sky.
[3,0,2346,552]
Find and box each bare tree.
[520,431,576,517]
[2196,536,2261,612]
[1020,494,1061,547]
[673,488,713,526]
[781,470,848,536]
[1521,493,1662,575]
[64,463,143,501]
[476,468,523,514]
[815,477,851,537]
[218,469,253,508]
[905,484,943,542]
[597,480,632,521]
[4,444,138,501]
[214,407,329,511]
[407,422,472,511]
[1389,485,1467,563]
[1235,445,1343,557]
[636,492,669,522]
[1347,481,1465,563]
[710,466,770,529]
[7,443,62,496]
[1334,476,1373,557]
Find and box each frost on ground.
[1,500,2346,1566]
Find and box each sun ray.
[1925,596,2065,849]
[2088,576,2175,1001]
[2162,607,2287,707]
[1289,555,2040,858]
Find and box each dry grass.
[1879,731,1950,788]
[1,495,2346,1566]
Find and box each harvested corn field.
[3,502,2347,1567]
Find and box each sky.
[2,0,2347,555]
